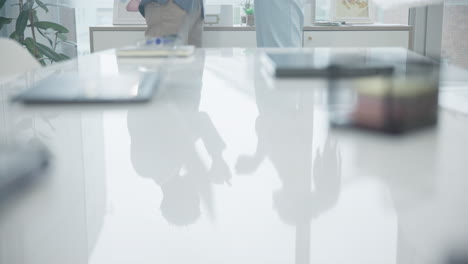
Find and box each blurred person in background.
[139,0,204,47]
[255,0,305,47]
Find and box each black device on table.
[262,51,441,134]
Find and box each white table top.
[1,48,468,264]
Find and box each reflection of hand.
[313,139,341,200]
[235,155,261,175]
[209,159,232,185]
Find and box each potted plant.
[242,0,254,26]
[0,0,75,65]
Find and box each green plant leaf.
[23,0,34,10]
[0,17,13,31]
[38,57,48,66]
[16,10,30,37]
[34,41,64,62]
[34,21,69,33]
[0,0,7,9]
[37,28,53,47]
[245,8,254,15]
[24,38,42,59]
[58,53,70,60]
[32,9,39,23]
[26,10,38,26]
[0,0,6,9]
[60,40,76,47]
[24,37,36,50]
[57,32,67,41]
[24,37,42,59]
[9,31,18,40]
[35,0,48,12]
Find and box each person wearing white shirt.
[254,0,305,48]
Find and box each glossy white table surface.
[1,48,468,264]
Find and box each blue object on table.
[145,36,178,46]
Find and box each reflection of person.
[254,0,305,47]
[128,54,230,226]
[236,81,341,223]
[126,0,141,12]
[349,125,438,264]
[236,65,341,264]
[138,0,204,47]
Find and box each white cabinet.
[90,25,412,52]
[303,30,410,48]
[203,30,256,48]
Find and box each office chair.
[0,38,40,79]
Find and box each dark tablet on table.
[12,73,159,104]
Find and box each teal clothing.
[254,0,304,48]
